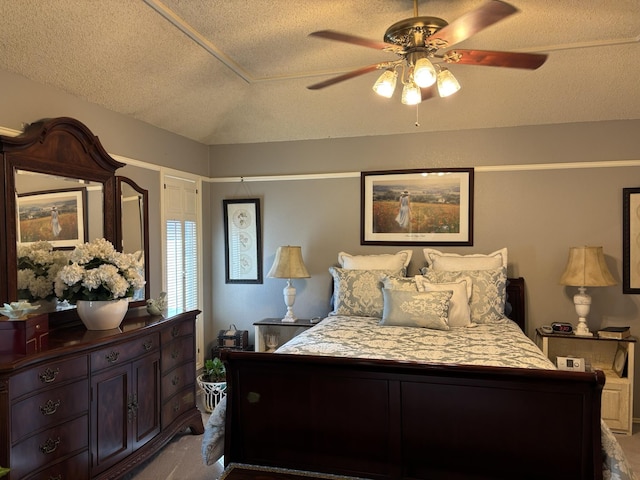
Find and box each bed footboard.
[222,351,604,480]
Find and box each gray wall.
[209,120,640,414]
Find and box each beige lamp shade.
[559,246,617,287]
[267,246,310,279]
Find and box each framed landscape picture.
[17,188,87,248]
[361,168,474,246]
[623,187,640,293]
[223,198,263,284]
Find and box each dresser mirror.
[116,176,150,306]
[0,117,150,319]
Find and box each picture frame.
[223,198,263,284]
[623,187,640,293]
[612,342,628,378]
[361,168,474,246]
[17,187,87,248]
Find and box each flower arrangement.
[54,238,145,304]
[17,241,68,302]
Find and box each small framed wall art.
[361,168,474,246]
[223,198,263,284]
[623,187,640,293]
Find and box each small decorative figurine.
[146,292,168,316]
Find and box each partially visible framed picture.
[623,187,640,293]
[613,343,628,378]
[17,188,87,248]
[361,168,474,246]
[223,198,263,284]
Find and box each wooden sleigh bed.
[210,252,634,480]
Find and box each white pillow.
[423,248,507,271]
[338,250,412,273]
[414,276,472,327]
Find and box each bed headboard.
[506,277,525,331]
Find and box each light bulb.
[436,68,461,97]
[413,57,436,88]
[372,70,397,98]
[401,82,422,105]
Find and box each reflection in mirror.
[117,177,150,306]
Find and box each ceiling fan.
[307,0,548,105]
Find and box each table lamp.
[559,246,617,336]
[267,246,310,322]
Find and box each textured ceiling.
[0,0,639,145]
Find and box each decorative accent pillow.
[423,247,507,271]
[414,276,472,327]
[380,289,452,330]
[329,267,397,317]
[338,250,412,274]
[422,267,507,324]
[381,275,419,292]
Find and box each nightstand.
[253,318,319,352]
[536,328,636,435]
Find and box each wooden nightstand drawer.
[91,332,159,371]
[12,378,89,443]
[11,415,88,479]
[11,355,88,399]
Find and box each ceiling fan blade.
[421,85,437,101]
[309,30,402,53]
[307,64,382,90]
[428,0,518,49]
[444,49,547,69]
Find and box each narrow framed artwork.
[223,198,263,284]
[623,187,640,293]
[361,168,474,246]
[17,188,87,248]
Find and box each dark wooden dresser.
[0,309,204,480]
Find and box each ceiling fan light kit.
[308,0,548,108]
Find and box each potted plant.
[197,357,227,413]
[54,238,146,330]
[17,241,68,311]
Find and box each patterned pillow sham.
[423,247,507,271]
[329,267,398,317]
[381,275,419,292]
[422,267,507,324]
[414,276,472,327]
[380,289,452,330]
[338,250,412,275]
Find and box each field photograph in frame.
[223,198,263,284]
[17,188,87,248]
[361,168,474,246]
[623,187,640,293]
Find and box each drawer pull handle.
[40,399,61,416]
[49,475,62,480]
[172,375,180,386]
[171,326,180,338]
[143,341,153,351]
[105,351,120,363]
[40,436,60,454]
[39,368,60,383]
[171,350,179,359]
[173,402,180,412]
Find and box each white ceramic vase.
[76,298,129,330]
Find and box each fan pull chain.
[415,104,420,127]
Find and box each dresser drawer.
[161,361,195,400]
[11,415,88,479]
[161,335,194,373]
[161,319,194,344]
[12,379,89,443]
[162,387,195,426]
[24,450,89,480]
[10,356,88,400]
[91,332,159,372]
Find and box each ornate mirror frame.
[116,176,150,307]
[0,117,125,312]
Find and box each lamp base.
[574,317,593,337]
[281,311,297,323]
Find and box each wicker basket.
[197,374,227,413]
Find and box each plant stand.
[197,374,227,413]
